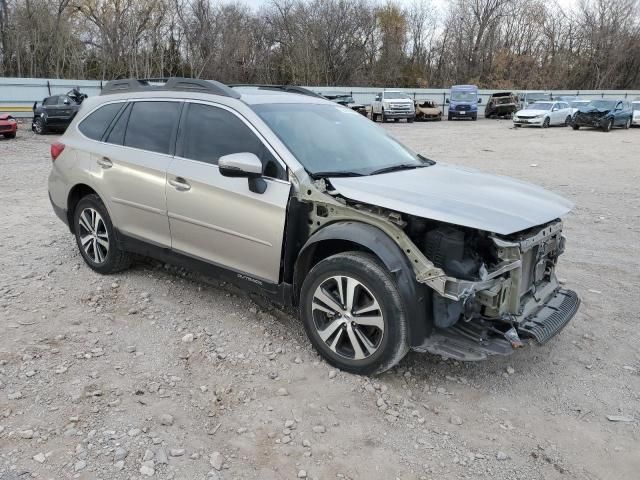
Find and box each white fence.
[2,77,639,118]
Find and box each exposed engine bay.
[296,177,579,359]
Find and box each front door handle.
[169,177,191,191]
[97,157,113,169]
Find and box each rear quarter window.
[78,103,124,141]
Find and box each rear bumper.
[49,192,69,227]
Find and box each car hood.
[329,164,573,235]
[577,106,610,115]
[516,109,548,116]
[384,99,413,104]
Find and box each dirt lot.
[1,119,639,480]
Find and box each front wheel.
[299,252,409,375]
[572,124,580,130]
[407,117,414,123]
[34,117,47,134]
[624,118,631,129]
[542,117,550,128]
[73,194,131,274]
[603,118,613,132]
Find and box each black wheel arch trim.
[294,221,433,346]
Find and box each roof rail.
[228,84,325,99]
[100,77,240,99]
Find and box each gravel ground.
[0,120,639,480]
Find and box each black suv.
[32,89,87,134]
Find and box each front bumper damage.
[297,181,579,361]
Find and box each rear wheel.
[381,110,387,123]
[624,118,631,129]
[542,117,550,128]
[564,115,572,126]
[73,194,131,274]
[299,252,409,375]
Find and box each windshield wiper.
[310,171,365,178]
[369,163,429,176]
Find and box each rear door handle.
[169,177,191,191]
[97,157,113,169]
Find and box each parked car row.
[514,98,635,131]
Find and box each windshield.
[570,100,589,107]
[588,100,616,110]
[451,91,476,102]
[527,102,553,110]
[384,92,411,100]
[334,96,354,103]
[253,103,428,176]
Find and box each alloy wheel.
[311,275,384,360]
[78,207,109,264]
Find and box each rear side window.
[43,96,57,106]
[105,103,131,145]
[179,103,280,177]
[124,101,181,155]
[78,103,124,141]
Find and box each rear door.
[81,100,180,247]
[166,101,290,283]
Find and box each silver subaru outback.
[48,78,580,375]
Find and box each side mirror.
[218,152,267,194]
[64,98,70,105]
[477,98,482,104]
[445,98,450,104]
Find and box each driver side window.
[178,103,283,180]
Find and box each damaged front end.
[298,179,580,361]
[573,109,610,128]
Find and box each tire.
[624,118,631,129]
[572,124,580,130]
[564,115,572,126]
[3,133,16,139]
[447,112,452,121]
[73,194,131,274]
[299,252,409,375]
[472,114,477,121]
[407,117,414,123]
[542,117,550,128]
[514,124,521,128]
[34,117,47,134]
[394,118,399,122]
[603,118,613,132]
[381,110,387,123]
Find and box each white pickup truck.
[371,91,415,123]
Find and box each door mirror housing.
[445,98,450,104]
[477,98,482,104]
[218,152,267,194]
[63,98,71,105]
[219,152,263,178]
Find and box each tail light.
[51,142,65,161]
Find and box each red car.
[0,114,18,138]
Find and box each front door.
[166,102,290,283]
